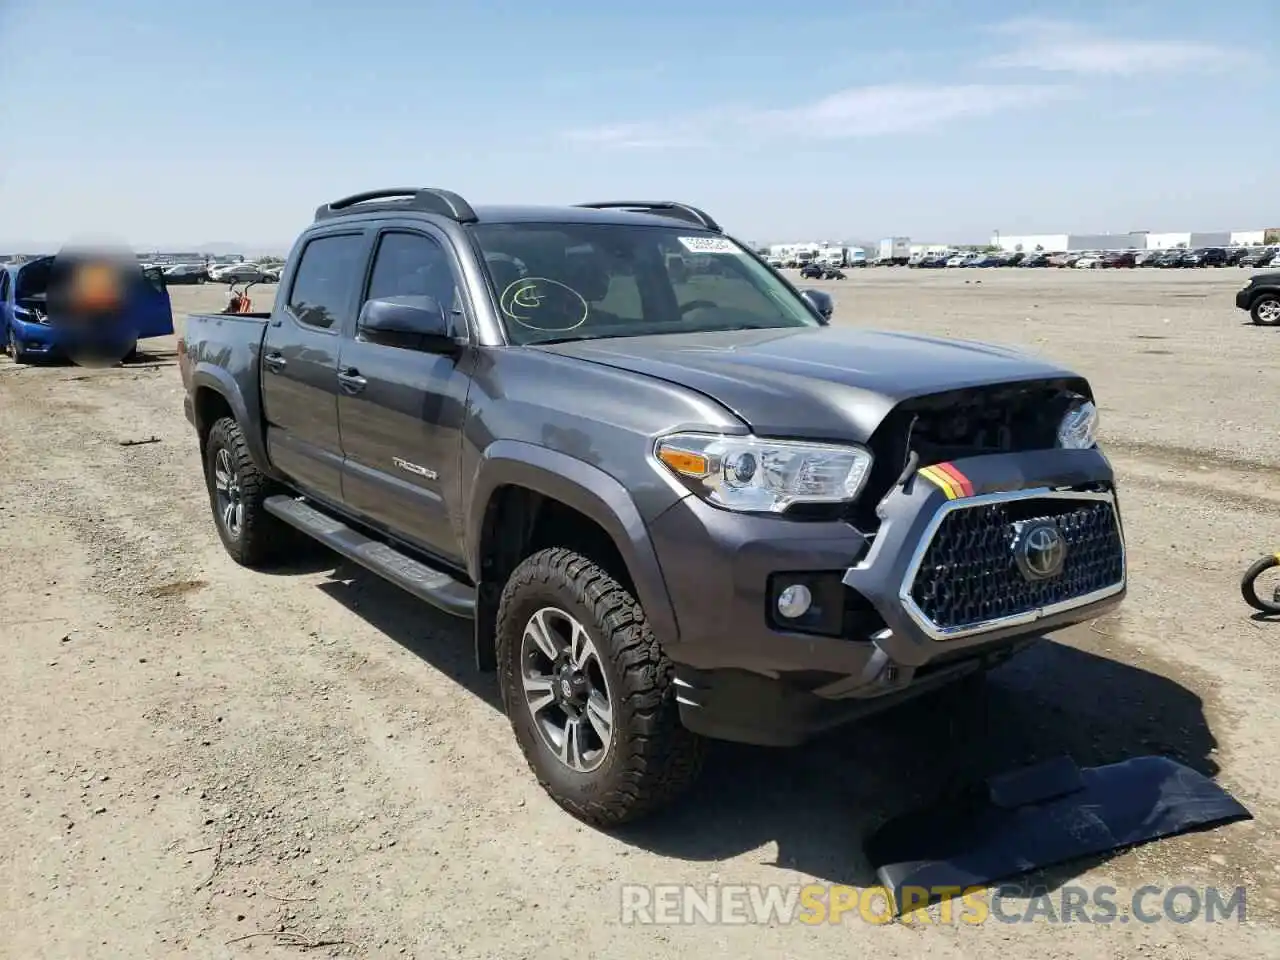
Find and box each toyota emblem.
[1013,520,1067,581]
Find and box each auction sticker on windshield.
[678,236,742,255]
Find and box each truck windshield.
[469,223,821,345]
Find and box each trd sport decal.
[917,462,975,500]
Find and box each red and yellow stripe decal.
[918,462,975,500]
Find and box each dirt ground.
[2,267,1278,959]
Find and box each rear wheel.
[203,416,298,567]
[496,548,704,826]
[1251,294,1280,326]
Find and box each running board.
[264,495,475,618]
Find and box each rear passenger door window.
[286,234,365,331]
[362,231,462,345]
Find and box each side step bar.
[264,495,475,618]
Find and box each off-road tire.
[1241,555,1280,615]
[1250,293,1280,326]
[496,548,704,826]
[203,416,298,567]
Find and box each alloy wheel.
[520,606,615,773]
[212,447,244,539]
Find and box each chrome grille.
[902,490,1124,640]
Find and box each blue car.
[1,256,174,363]
[966,254,1003,268]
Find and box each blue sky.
[0,0,1274,250]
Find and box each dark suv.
[179,189,1127,825]
[800,262,845,280]
[1100,251,1136,269]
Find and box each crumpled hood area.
[539,326,1080,441]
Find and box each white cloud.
[561,122,703,151]
[755,84,1069,137]
[984,18,1240,75]
[562,83,1069,150]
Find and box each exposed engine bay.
[836,378,1094,531]
[12,257,52,322]
[890,378,1090,466]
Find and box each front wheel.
[1241,555,1280,614]
[1251,294,1280,326]
[7,327,27,364]
[496,548,704,826]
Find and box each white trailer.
[770,243,822,267]
[877,237,911,265]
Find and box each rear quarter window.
[287,234,365,330]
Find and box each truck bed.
[177,311,273,443]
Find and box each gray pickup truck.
[178,188,1126,826]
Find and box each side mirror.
[800,289,833,325]
[358,295,458,353]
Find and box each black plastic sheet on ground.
[864,755,1251,916]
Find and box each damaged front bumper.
[650,447,1126,746]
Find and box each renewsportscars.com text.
[620,883,1247,926]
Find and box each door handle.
[263,352,287,372]
[337,367,367,393]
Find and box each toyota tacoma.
[177,189,1127,826]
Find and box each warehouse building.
[992,233,1147,253]
[995,228,1270,253]
[1145,230,1268,249]
[1231,229,1267,246]
[1144,232,1226,250]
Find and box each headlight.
[654,432,873,513]
[1058,398,1099,449]
[13,305,48,325]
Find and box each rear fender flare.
[466,440,679,644]
[190,366,273,476]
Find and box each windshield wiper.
[530,335,597,345]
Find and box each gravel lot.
[2,268,1278,959]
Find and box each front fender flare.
[466,440,680,645]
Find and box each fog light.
[776,583,813,619]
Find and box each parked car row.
[210,261,282,284]
[906,245,1279,270]
[141,261,284,285]
[1131,246,1279,268]
[771,256,866,270]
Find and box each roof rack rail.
[575,201,721,233]
[314,188,478,223]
